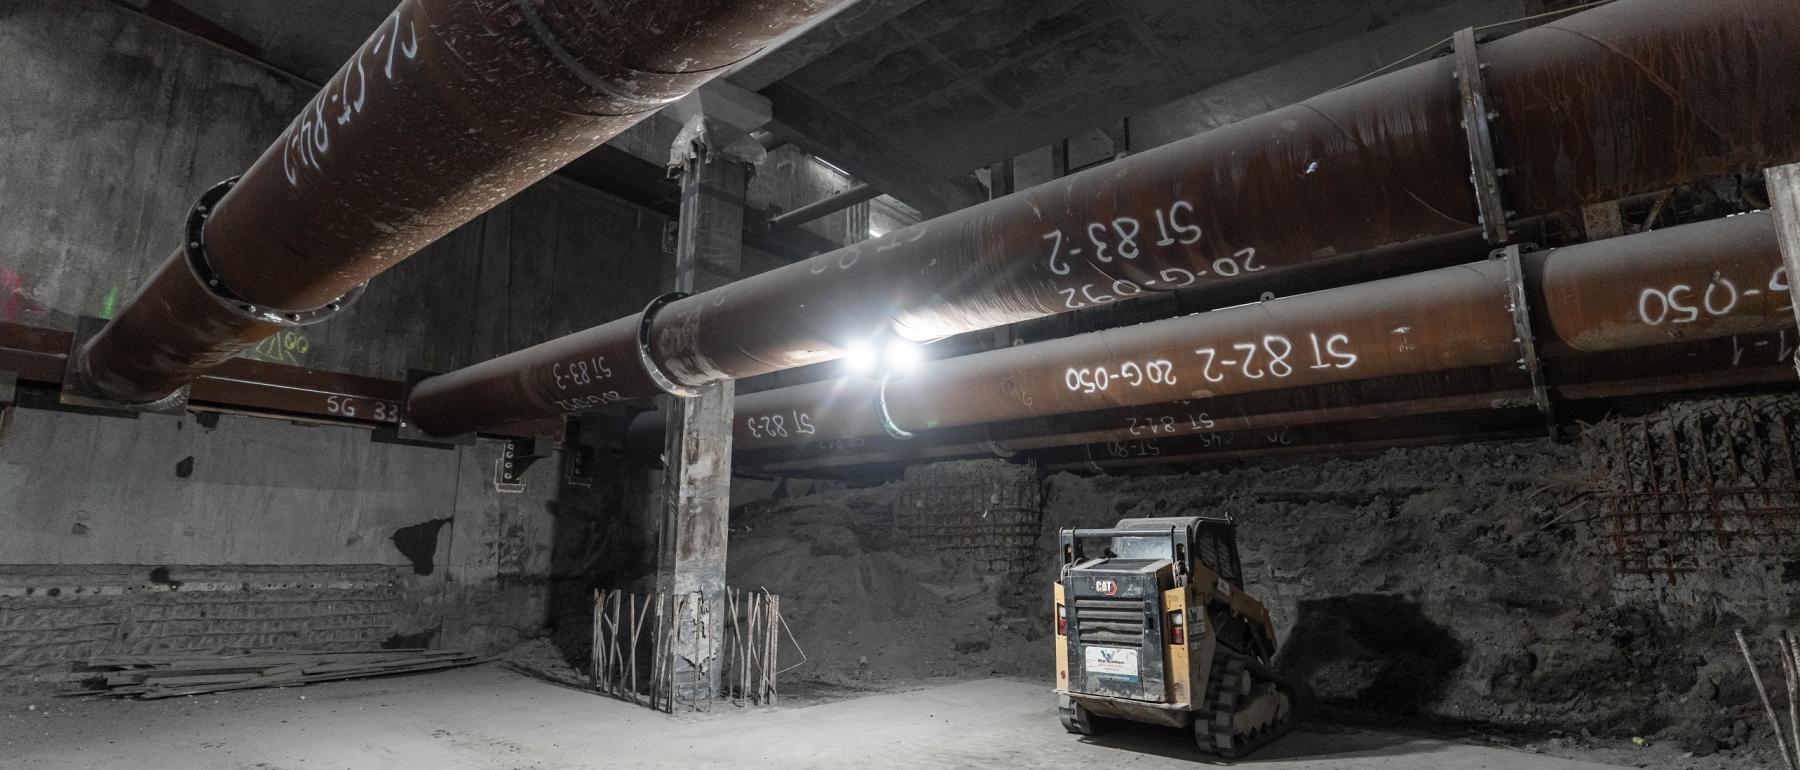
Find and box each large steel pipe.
[720,368,1527,472]
[629,212,1788,455]
[409,0,1800,435]
[732,335,1800,473]
[75,0,834,404]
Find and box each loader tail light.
[1168,610,1185,645]
[1057,603,1067,636]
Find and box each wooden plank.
[124,657,484,700]
[291,657,486,685]
[137,671,305,700]
[137,664,275,678]
[138,673,254,687]
[301,656,474,675]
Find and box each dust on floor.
[0,664,1693,769]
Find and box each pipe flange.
[183,177,366,327]
[636,292,702,398]
[1491,243,1555,436]
[1452,27,1512,244]
[877,373,914,441]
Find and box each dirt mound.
[727,486,1043,688]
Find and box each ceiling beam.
[763,82,986,218]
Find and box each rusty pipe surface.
[722,368,1527,473]
[732,336,1800,474]
[409,0,1800,434]
[657,0,1800,379]
[625,211,1787,457]
[76,0,835,404]
[760,213,1786,449]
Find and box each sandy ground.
[0,664,1651,769]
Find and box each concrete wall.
[0,1,667,687]
[0,2,672,375]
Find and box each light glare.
[844,341,877,375]
[884,340,922,373]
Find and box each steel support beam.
[73,0,834,406]
[0,321,556,439]
[767,182,880,231]
[406,0,1800,438]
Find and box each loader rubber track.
[1197,650,1297,760]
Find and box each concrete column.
[654,92,767,708]
[1770,163,1800,379]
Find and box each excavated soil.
[723,395,1800,768]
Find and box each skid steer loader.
[1053,515,1297,758]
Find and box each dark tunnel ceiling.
[785,0,1462,175]
[168,0,1462,177]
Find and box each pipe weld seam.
[183,177,365,327]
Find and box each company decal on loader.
[1086,646,1140,678]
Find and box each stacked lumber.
[69,649,484,699]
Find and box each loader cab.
[1060,515,1242,588]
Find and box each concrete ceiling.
[783,0,1464,176]
[161,0,1465,191]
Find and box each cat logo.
[1094,579,1119,596]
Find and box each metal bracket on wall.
[494,437,549,494]
[561,417,595,488]
[1453,27,1512,245]
[1493,244,1556,437]
[58,316,187,417]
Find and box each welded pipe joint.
[637,292,703,398]
[877,373,914,440]
[183,178,365,327]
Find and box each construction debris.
[66,649,484,700]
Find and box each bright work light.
[843,341,878,375]
[884,339,921,374]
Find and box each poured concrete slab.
[4,665,1635,769]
